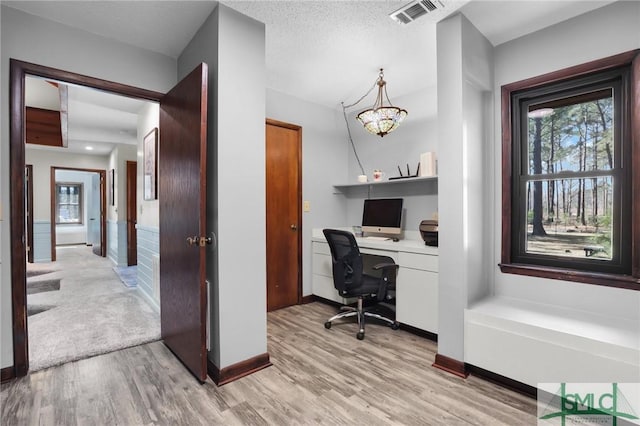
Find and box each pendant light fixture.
[356,68,407,137]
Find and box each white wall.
[346,86,438,182]
[107,144,137,266]
[344,87,439,232]
[107,145,137,222]
[178,3,267,370]
[491,1,640,320]
[266,89,349,296]
[137,103,160,229]
[458,1,640,387]
[1,5,176,369]
[436,13,494,361]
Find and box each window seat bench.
[464,296,639,387]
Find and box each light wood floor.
[1,302,537,425]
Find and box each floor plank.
[1,302,537,425]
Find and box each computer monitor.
[361,198,403,235]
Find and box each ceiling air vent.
[390,0,445,24]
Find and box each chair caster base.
[356,331,365,340]
[391,321,400,330]
[324,321,332,329]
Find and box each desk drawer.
[313,241,330,255]
[399,252,438,272]
[312,252,332,277]
[360,247,398,263]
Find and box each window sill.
[499,263,639,291]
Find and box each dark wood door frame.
[8,59,163,379]
[50,166,107,261]
[126,160,137,266]
[25,165,34,264]
[265,118,302,311]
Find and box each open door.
[126,161,137,266]
[159,63,209,382]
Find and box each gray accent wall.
[1,5,177,369]
[178,4,267,370]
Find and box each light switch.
[303,201,311,212]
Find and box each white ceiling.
[25,76,149,156]
[9,0,616,155]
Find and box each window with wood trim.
[55,183,83,225]
[500,51,639,290]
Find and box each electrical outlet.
[303,201,311,212]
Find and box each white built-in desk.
[311,229,438,334]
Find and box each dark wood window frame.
[55,182,83,225]
[500,50,640,290]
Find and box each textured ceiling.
[7,0,618,156]
[225,0,452,108]
[5,0,616,108]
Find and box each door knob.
[290,224,297,231]
[187,235,213,247]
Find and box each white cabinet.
[311,241,355,304]
[311,235,438,334]
[396,252,438,333]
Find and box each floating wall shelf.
[333,175,438,191]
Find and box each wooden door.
[126,161,137,266]
[266,119,302,311]
[159,63,209,382]
[93,171,107,258]
[25,165,34,263]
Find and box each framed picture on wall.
[109,168,115,206]
[143,127,158,200]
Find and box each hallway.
[26,245,160,371]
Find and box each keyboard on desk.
[363,236,390,241]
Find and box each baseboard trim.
[207,352,272,386]
[399,323,438,342]
[301,295,315,304]
[1,366,14,384]
[466,363,536,399]
[433,353,469,378]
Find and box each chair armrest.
[372,263,398,301]
[372,262,399,272]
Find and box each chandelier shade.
[356,69,407,137]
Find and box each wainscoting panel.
[33,221,51,263]
[107,220,128,267]
[136,225,160,313]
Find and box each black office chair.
[322,229,399,340]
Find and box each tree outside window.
[56,183,83,224]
